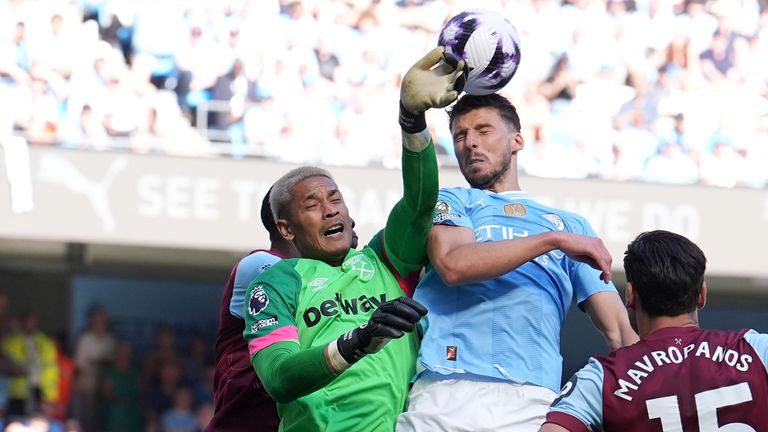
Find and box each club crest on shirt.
[433,200,461,223]
[342,254,375,281]
[435,200,451,214]
[503,203,527,216]
[248,285,269,315]
[543,214,565,231]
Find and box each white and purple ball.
[438,9,521,95]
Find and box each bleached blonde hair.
[270,166,335,221]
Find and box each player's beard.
[460,144,514,190]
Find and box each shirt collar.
[485,190,529,200]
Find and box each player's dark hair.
[260,187,278,241]
[623,230,706,317]
[447,93,522,132]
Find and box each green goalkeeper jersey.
[243,140,438,432]
[244,232,421,432]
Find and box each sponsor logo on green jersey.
[303,292,388,327]
[251,315,278,332]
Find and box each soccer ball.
[438,9,521,95]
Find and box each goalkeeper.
[242,47,465,432]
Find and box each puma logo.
[37,153,127,232]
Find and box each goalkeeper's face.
[278,176,354,266]
[451,107,522,192]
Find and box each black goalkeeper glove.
[336,296,428,364]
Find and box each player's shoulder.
[254,258,301,286]
[269,257,305,273]
[439,185,471,194]
[744,328,768,340]
[742,329,768,373]
[714,327,752,337]
[237,249,281,270]
[575,356,606,378]
[531,200,587,223]
[593,339,651,373]
[598,327,761,367]
[526,200,592,231]
[342,244,387,270]
[742,329,768,354]
[437,187,513,215]
[698,327,755,345]
[438,186,479,202]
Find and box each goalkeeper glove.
[326,297,428,373]
[399,47,466,133]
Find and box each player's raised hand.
[336,297,428,364]
[401,46,466,112]
[556,233,613,283]
[400,47,466,128]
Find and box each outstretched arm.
[382,47,465,275]
[381,130,438,274]
[583,291,639,350]
[429,227,614,286]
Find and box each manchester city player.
[397,94,638,432]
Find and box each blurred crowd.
[1,0,768,188]
[0,294,214,432]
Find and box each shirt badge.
[446,345,457,361]
[342,254,376,281]
[248,285,269,315]
[503,203,528,216]
[543,214,565,231]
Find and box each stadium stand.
[1,0,768,430]
[1,0,766,186]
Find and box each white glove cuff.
[325,340,352,375]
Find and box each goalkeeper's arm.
[382,48,465,275]
[252,297,427,404]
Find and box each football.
[438,9,522,95]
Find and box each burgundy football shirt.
[546,327,768,431]
[207,249,285,432]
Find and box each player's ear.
[625,282,636,309]
[511,131,524,153]
[697,281,707,310]
[276,219,295,242]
